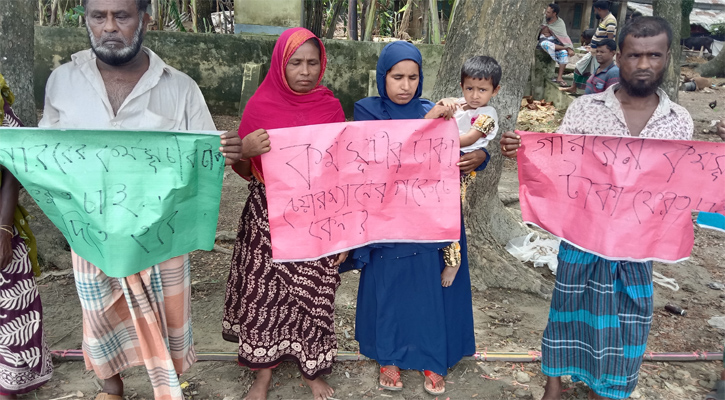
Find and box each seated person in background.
[538,3,574,87]
[561,28,595,93]
[585,38,619,94]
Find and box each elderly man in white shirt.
[38,1,240,399]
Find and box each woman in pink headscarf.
[219,28,347,400]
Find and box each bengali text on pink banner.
[262,119,462,262]
[517,131,725,263]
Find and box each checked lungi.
[541,242,653,399]
[72,252,195,400]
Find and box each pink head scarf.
[235,27,345,181]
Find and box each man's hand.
[500,131,521,158]
[0,231,12,271]
[220,132,244,166]
[717,120,725,142]
[457,149,487,174]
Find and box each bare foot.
[441,264,460,287]
[302,375,334,400]
[102,373,124,397]
[244,368,272,400]
[542,376,562,400]
[379,365,403,390]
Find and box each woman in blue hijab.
[352,41,484,396]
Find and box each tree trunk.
[325,0,344,39]
[0,0,36,126]
[363,0,376,41]
[421,0,428,43]
[696,47,725,77]
[360,0,368,41]
[409,0,423,39]
[348,0,359,40]
[431,0,552,298]
[49,0,59,25]
[653,0,681,103]
[193,0,213,33]
[397,0,413,39]
[428,0,440,44]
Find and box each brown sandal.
[379,366,403,391]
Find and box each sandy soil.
[25,85,725,400]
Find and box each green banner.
[0,128,225,277]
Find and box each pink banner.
[517,131,725,262]
[262,119,461,262]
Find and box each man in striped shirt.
[591,0,617,47]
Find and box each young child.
[437,55,501,287]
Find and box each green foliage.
[63,5,84,27]
[681,0,694,38]
[711,23,725,37]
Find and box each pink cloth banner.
[262,119,461,262]
[517,131,725,263]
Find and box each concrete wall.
[234,0,302,27]
[34,27,445,118]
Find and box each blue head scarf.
[354,41,435,121]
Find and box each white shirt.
[39,48,215,131]
[452,100,499,153]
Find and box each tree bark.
[397,0,413,39]
[696,47,725,77]
[325,0,345,39]
[360,0,368,41]
[653,0,681,103]
[193,0,213,33]
[431,0,552,298]
[348,0,359,40]
[0,0,37,126]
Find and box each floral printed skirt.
[222,178,340,379]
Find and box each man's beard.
[619,67,666,97]
[546,16,552,22]
[88,15,144,66]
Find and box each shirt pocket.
[138,108,179,130]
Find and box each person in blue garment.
[351,41,489,396]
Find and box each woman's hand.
[220,132,244,166]
[425,104,455,120]
[242,129,272,158]
[500,131,521,158]
[457,149,487,174]
[332,251,349,267]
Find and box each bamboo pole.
[428,0,440,44]
[363,0,377,41]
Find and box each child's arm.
[461,114,496,148]
[437,97,461,110]
[460,127,483,147]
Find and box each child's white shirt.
[453,98,499,153]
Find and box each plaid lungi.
[540,40,569,65]
[541,242,653,399]
[72,252,195,400]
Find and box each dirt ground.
[22,77,725,400]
